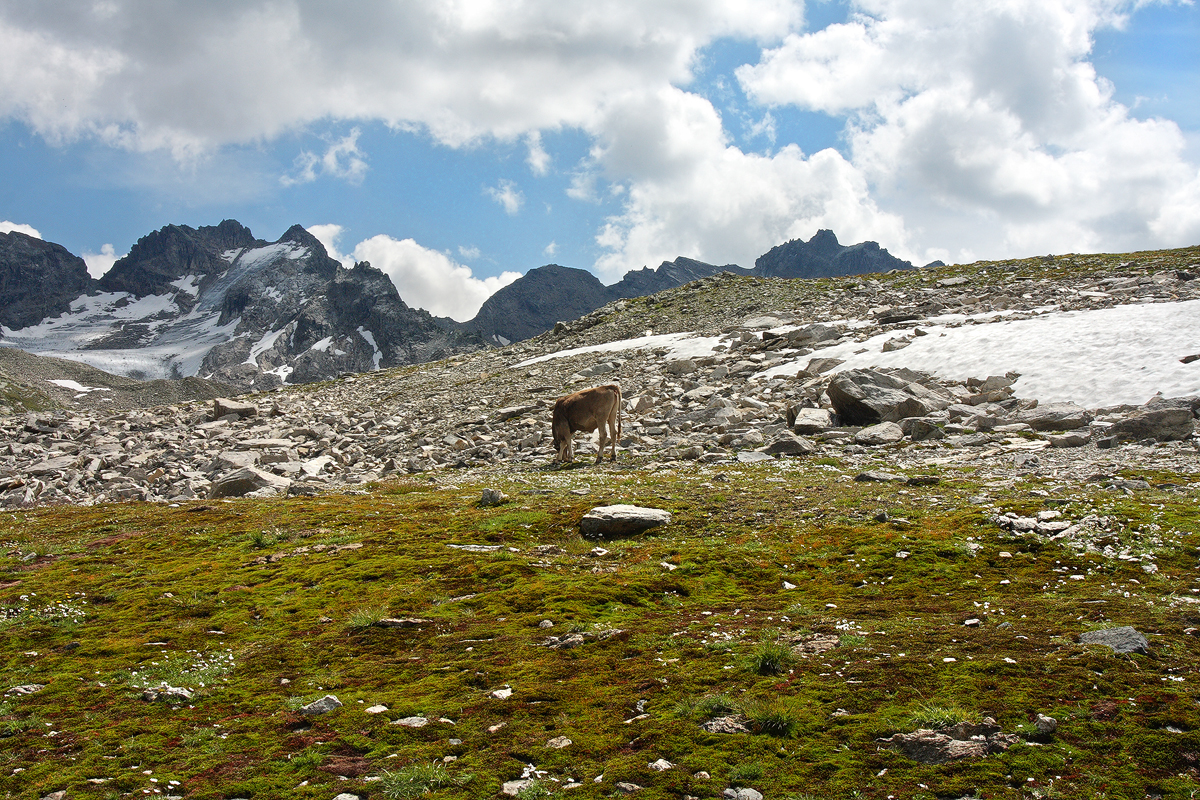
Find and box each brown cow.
[551,384,622,464]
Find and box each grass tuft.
[747,638,794,675]
[378,763,472,799]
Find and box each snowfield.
[519,299,1200,410]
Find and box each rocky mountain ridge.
[0,243,1196,508]
[463,230,908,344]
[1,222,483,393]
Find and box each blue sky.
[1,0,1197,321]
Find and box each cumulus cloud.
[0,1,800,154]
[82,243,123,278]
[349,234,520,321]
[281,128,368,186]
[0,220,41,238]
[544,241,558,256]
[589,86,911,278]
[736,0,1200,261]
[486,179,524,215]
[307,223,350,264]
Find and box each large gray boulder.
[1015,402,1092,431]
[1106,407,1194,441]
[1079,626,1148,654]
[580,505,671,538]
[208,467,292,498]
[827,368,950,425]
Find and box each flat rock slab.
[581,505,671,539]
[374,617,432,628]
[1079,625,1149,654]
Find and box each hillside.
[1,245,1199,799]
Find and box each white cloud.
[82,243,123,278]
[525,131,550,175]
[544,240,558,256]
[458,245,481,260]
[486,179,524,215]
[588,86,911,278]
[735,0,1200,262]
[350,234,520,321]
[0,220,41,238]
[0,1,801,154]
[281,128,367,186]
[306,223,349,264]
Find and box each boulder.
[580,505,671,538]
[790,406,834,434]
[900,417,945,441]
[212,397,258,419]
[1107,407,1194,441]
[208,467,292,498]
[854,422,904,445]
[1015,402,1092,431]
[827,368,949,425]
[1078,626,1148,654]
[761,434,817,456]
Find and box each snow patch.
[170,275,201,295]
[357,327,382,370]
[309,336,334,353]
[246,328,286,366]
[516,300,1200,409]
[46,379,110,394]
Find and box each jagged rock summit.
[1,221,482,392]
[754,229,912,279]
[463,233,905,346]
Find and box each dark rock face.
[0,231,96,330]
[99,219,265,298]
[609,256,748,299]
[753,229,912,279]
[468,264,612,344]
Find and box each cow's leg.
[594,425,607,464]
[607,407,619,461]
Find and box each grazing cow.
[551,384,622,464]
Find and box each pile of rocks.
[0,260,1197,508]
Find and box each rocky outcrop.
[753,229,912,280]
[0,231,96,330]
[609,256,749,300]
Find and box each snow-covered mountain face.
[0,221,482,391]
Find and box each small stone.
[964,618,982,627]
[332,794,360,800]
[648,758,673,771]
[480,488,508,506]
[502,780,534,796]
[364,705,388,714]
[299,695,342,716]
[492,687,513,699]
[538,619,554,629]
[580,505,671,538]
[724,789,764,800]
[1034,714,1058,735]
[390,716,429,727]
[616,783,643,794]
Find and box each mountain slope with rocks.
[2,243,1199,800]
[0,221,484,392]
[1,243,1196,506]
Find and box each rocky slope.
[0,244,1196,508]
[1,222,483,392]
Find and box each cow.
[550,384,622,464]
